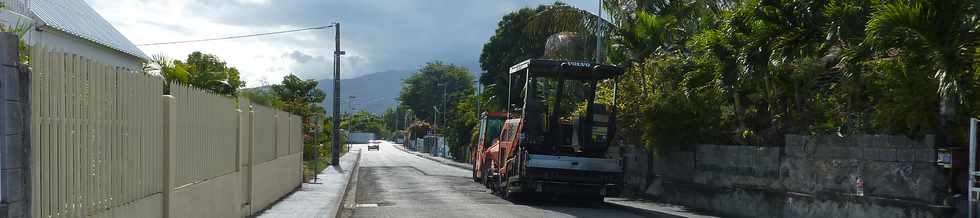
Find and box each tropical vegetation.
[476,0,980,154]
[152,52,246,95]
[395,61,478,159]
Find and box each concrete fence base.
[622,135,954,218]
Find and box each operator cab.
[507,59,624,157]
[477,112,507,150]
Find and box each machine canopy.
[508,59,624,81]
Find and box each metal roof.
[30,0,148,60]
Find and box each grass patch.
[302,143,349,182]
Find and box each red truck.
[475,59,625,201]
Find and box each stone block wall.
[619,146,650,197]
[0,33,29,218]
[783,135,944,202]
[627,134,952,218]
[694,145,782,189]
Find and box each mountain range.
[318,70,414,114]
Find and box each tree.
[272,75,326,108]
[864,0,979,143]
[479,3,597,111]
[341,111,388,139]
[311,118,346,162]
[184,51,246,95]
[272,74,328,160]
[382,106,410,132]
[447,93,479,160]
[151,52,246,96]
[397,61,477,160]
[240,88,283,108]
[398,61,475,125]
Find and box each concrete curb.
[334,149,362,218]
[392,144,472,170]
[605,201,686,218]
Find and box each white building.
[0,0,147,69]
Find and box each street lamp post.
[443,83,448,134]
[471,81,481,162]
[331,22,345,166]
[436,83,448,134]
[433,106,440,133]
[394,101,400,134]
[348,96,356,147]
[311,116,322,184]
[404,108,411,129]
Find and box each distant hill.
[318,70,414,114]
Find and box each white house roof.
[30,0,148,60]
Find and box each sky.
[83,0,601,87]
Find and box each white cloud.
[236,0,270,5]
[83,0,601,87]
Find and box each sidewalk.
[391,143,716,218]
[255,149,362,218]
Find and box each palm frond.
[524,3,616,38]
[864,0,927,51]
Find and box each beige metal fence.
[170,83,238,187]
[251,105,277,164]
[250,105,303,162]
[30,45,163,217]
[29,45,304,218]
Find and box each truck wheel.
[482,167,492,190]
[472,166,478,182]
[496,175,508,197]
[504,186,520,200]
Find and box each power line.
[136,25,334,46]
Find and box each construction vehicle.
[480,59,624,201]
[471,112,509,182]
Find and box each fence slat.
[56,49,66,217]
[28,44,39,218]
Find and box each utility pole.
[331,22,345,166]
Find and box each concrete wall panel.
[249,153,302,214]
[171,172,242,218]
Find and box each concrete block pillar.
[237,98,253,215]
[0,32,30,218]
[161,95,176,218]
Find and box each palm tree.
[864,0,979,142]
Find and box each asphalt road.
[346,142,646,218]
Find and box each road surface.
[345,142,646,218]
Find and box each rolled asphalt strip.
[390,143,716,218]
